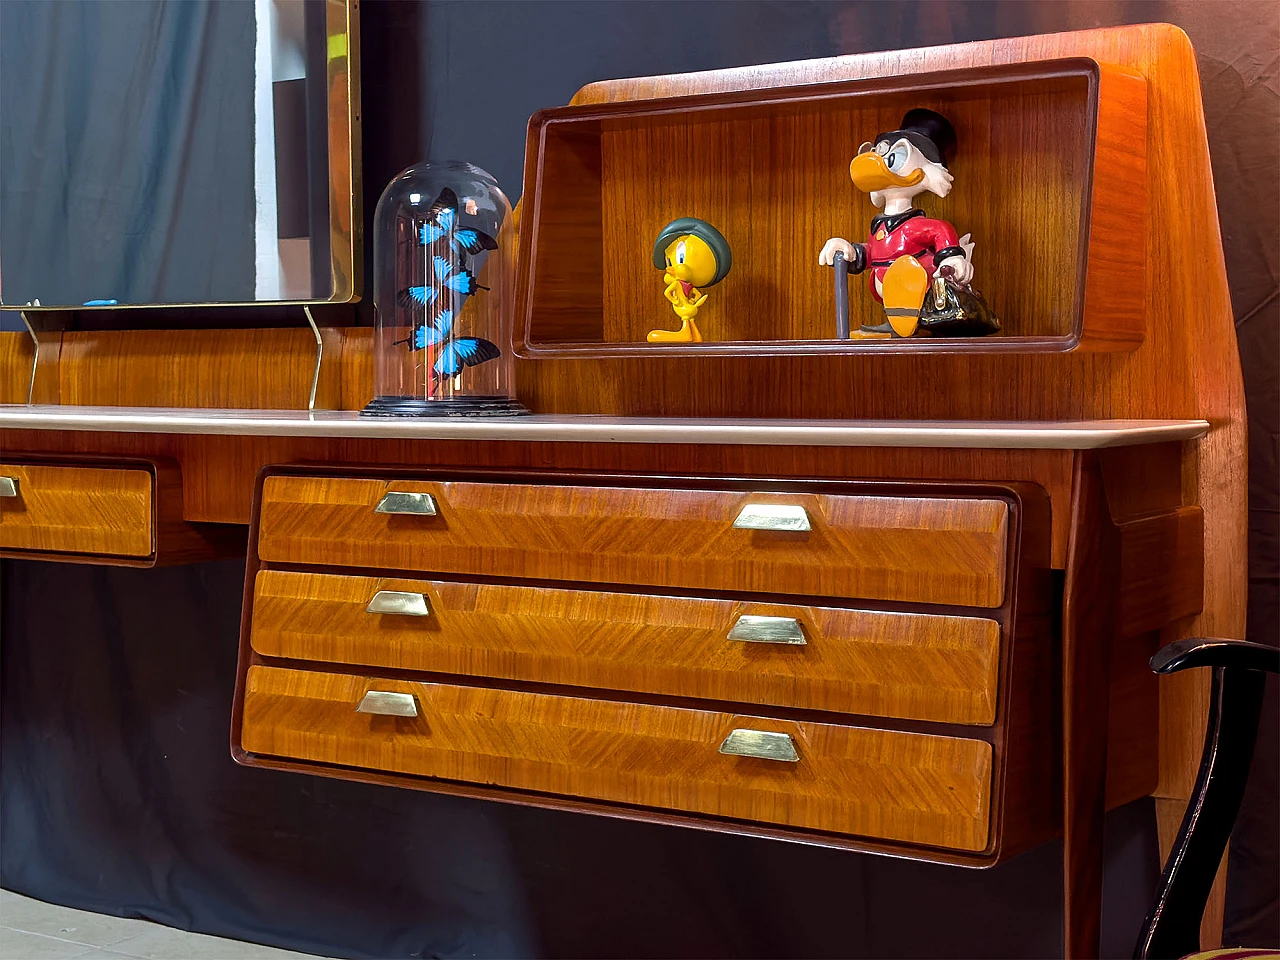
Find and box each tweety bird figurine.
[648,218,732,343]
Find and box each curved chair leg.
[1135,638,1278,959]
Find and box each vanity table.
[0,23,1244,960]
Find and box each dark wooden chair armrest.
[1135,638,1277,958]
[1151,637,1280,676]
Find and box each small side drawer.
[250,570,1003,724]
[240,665,994,851]
[0,463,153,558]
[257,476,1011,607]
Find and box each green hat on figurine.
[650,217,732,285]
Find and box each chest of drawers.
[233,466,1054,864]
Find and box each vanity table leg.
[1062,452,1120,959]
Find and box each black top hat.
[873,108,957,167]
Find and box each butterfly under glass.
[396,188,502,383]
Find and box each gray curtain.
[0,0,254,307]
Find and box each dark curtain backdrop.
[0,0,255,307]
[2,2,1276,958]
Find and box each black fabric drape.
[1,558,1165,959]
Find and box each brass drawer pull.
[0,476,17,498]
[356,690,419,717]
[365,591,430,617]
[733,503,811,532]
[719,729,800,762]
[727,615,806,645]
[374,491,438,516]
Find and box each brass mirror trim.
[719,729,800,762]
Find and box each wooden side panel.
[0,463,152,557]
[241,665,994,851]
[251,570,1003,724]
[257,477,1011,607]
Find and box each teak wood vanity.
[0,25,1243,959]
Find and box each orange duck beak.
[849,151,924,192]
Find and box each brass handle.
[719,729,799,762]
[733,503,811,532]
[0,476,17,498]
[375,491,438,516]
[727,615,806,645]
[356,691,419,717]
[365,590,430,617]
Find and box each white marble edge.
[0,405,1211,449]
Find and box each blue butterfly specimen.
[418,188,498,256]
[392,188,503,385]
[399,307,499,377]
[398,256,481,310]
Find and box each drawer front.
[241,665,993,851]
[251,570,1002,724]
[257,476,1010,607]
[0,463,153,557]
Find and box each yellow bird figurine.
[648,218,732,343]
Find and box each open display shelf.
[515,58,1146,357]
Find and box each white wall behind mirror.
[0,0,358,310]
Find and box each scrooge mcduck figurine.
[648,217,732,343]
[819,108,991,338]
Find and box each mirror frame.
[14,0,362,312]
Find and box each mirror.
[0,0,359,309]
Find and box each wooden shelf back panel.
[251,569,1004,724]
[519,60,1146,353]
[58,329,343,410]
[0,462,152,557]
[241,664,994,851]
[257,475,1011,607]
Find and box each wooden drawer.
[257,476,1011,607]
[251,569,1002,725]
[240,665,994,851]
[0,462,153,558]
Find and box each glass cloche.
[363,161,526,416]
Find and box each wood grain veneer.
[256,476,1011,607]
[250,569,1003,725]
[0,330,60,404]
[57,329,344,409]
[0,462,152,557]
[241,664,994,851]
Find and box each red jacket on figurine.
[858,209,963,304]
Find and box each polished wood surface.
[520,61,1145,351]
[57,329,344,409]
[241,664,994,851]
[250,569,1003,724]
[0,331,60,404]
[0,462,152,558]
[257,476,1011,607]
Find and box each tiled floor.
[0,890,328,959]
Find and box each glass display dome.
[362,161,526,416]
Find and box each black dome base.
[360,395,530,418]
